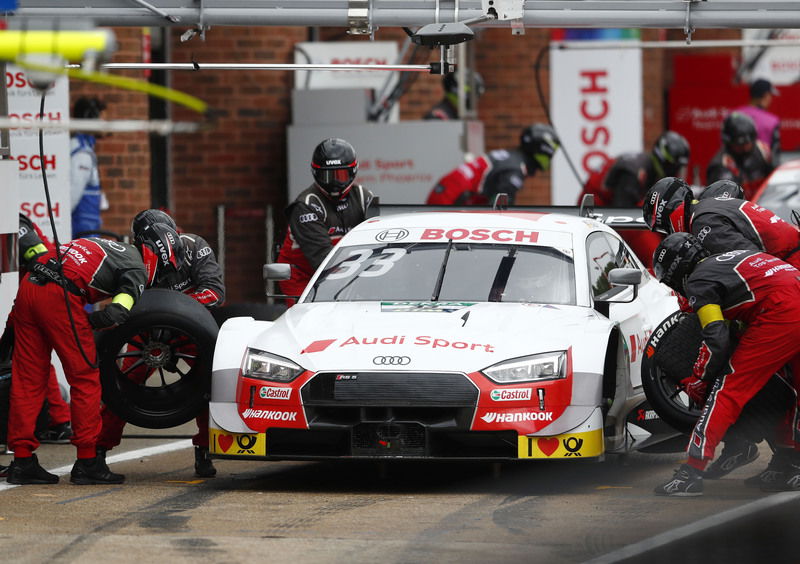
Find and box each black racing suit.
[689,197,800,268]
[427,149,536,205]
[601,152,662,207]
[424,98,458,121]
[706,142,773,200]
[156,233,225,307]
[682,251,800,470]
[276,184,373,302]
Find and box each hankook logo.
[376,228,409,242]
[372,355,411,366]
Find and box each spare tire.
[97,288,218,429]
[641,311,704,434]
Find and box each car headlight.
[242,348,304,382]
[482,351,566,384]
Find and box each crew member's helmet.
[443,70,485,109]
[519,124,560,172]
[73,96,106,119]
[652,232,709,295]
[135,222,184,287]
[652,131,690,177]
[642,177,693,235]
[311,138,359,199]
[700,179,745,200]
[722,112,757,155]
[131,209,177,242]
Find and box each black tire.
[641,311,704,433]
[211,302,286,326]
[98,288,218,429]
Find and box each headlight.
[482,351,566,384]
[242,348,304,382]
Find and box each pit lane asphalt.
[0,430,792,564]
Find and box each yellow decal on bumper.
[518,428,603,459]
[210,428,267,457]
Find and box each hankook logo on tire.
[372,355,411,366]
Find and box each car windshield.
[757,182,800,222]
[307,242,576,304]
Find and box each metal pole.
[0,63,9,159]
[100,62,433,72]
[265,204,274,305]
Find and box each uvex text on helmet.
[652,131,690,177]
[311,138,358,199]
[519,124,559,171]
[722,112,757,150]
[652,232,709,294]
[701,180,744,200]
[642,177,691,235]
[136,222,184,287]
[131,209,177,242]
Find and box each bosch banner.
[549,45,643,205]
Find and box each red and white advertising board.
[6,64,71,242]
[549,46,643,205]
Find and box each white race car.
[209,209,679,461]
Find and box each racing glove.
[88,302,130,331]
[680,376,710,406]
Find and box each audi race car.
[209,209,680,462]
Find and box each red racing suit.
[426,149,534,206]
[683,250,800,470]
[706,142,773,199]
[688,197,800,268]
[8,238,146,459]
[98,232,225,451]
[277,184,372,304]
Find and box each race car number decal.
[517,428,603,459]
[210,429,266,457]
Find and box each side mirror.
[596,268,642,304]
[263,263,291,281]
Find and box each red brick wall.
[83,25,742,303]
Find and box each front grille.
[302,372,478,406]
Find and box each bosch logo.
[372,355,411,366]
[376,228,409,242]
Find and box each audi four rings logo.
[373,355,411,365]
[376,228,409,242]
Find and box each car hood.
[248,302,609,373]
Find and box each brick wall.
[82,25,741,303]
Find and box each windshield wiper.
[488,246,517,302]
[431,239,453,301]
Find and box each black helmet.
[311,138,358,199]
[652,131,690,177]
[73,96,106,119]
[135,222,184,287]
[519,124,559,171]
[652,232,709,295]
[700,179,745,200]
[443,69,485,109]
[722,112,757,153]
[131,209,177,242]
[642,177,692,235]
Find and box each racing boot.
[759,450,800,492]
[7,454,59,484]
[70,455,125,485]
[654,463,703,497]
[0,464,7,478]
[194,446,216,478]
[744,448,790,489]
[703,439,760,479]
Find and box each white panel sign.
[6,64,71,242]
[294,41,399,91]
[742,29,800,86]
[550,46,643,205]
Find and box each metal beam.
[9,2,800,30]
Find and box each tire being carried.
[98,288,218,429]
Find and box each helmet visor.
[313,165,357,196]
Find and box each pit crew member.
[426,124,559,206]
[276,138,373,305]
[651,233,800,496]
[706,112,773,199]
[424,70,485,120]
[97,210,225,478]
